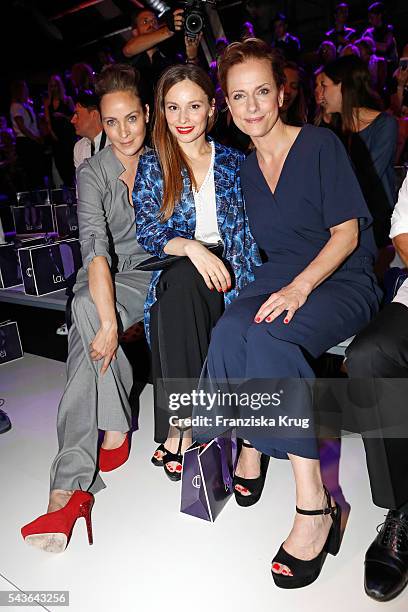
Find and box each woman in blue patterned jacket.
[134,64,260,480]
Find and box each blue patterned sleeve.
[133,153,191,258]
[225,153,261,305]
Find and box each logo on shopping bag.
[53,274,65,284]
[26,268,32,277]
[0,350,6,358]
[192,475,201,489]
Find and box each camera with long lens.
[144,0,217,38]
[183,0,216,38]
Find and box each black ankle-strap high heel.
[233,441,270,507]
[162,425,191,482]
[271,485,342,589]
[151,443,166,467]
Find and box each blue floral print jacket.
[133,140,262,343]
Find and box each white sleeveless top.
[193,141,221,245]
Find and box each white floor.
[0,354,406,612]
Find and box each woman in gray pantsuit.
[21,65,151,553]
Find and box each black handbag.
[135,242,223,272]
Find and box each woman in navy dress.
[205,39,381,589]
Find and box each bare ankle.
[102,430,127,449]
[296,486,331,511]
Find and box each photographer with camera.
[123,7,201,111]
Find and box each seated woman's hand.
[89,322,118,375]
[254,283,311,325]
[184,240,231,293]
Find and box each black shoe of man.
[0,409,11,434]
[365,510,408,602]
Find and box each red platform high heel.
[21,490,94,553]
[99,434,130,472]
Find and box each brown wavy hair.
[323,55,382,133]
[218,38,286,98]
[153,64,216,221]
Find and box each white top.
[73,131,110,169]
[193,141,221,245]
[10,102,40,138]
[390,175,408,307]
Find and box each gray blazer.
[75,145,148,286]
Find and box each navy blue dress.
[205,125,381,460]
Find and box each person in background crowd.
[322,55,398,250]
[340,44,360,58]
[95,47,116,72]
[280,61,308,127]
[67,62,94,100]
[209,35,250,151]
[241,21,255,40]
[134,64,260,480]
[71,90,109,169]
[390,45,408,116]
[122,7,200,113]
[209,36,229,90]
[316,40,337,70]
[325,3,356,55]
[244,0,275,44]
[44,75,76,186]
[362,2,398,67]
[0,116,15,151]
[346,174,408,603]
[20,64,152,553]
[272,13,301,62]
[9,80,44,190]
[310,68,341,134]
[313,69,341,132]
[389,45,408,163]
[0,115,19,194]
[356,37,387,96]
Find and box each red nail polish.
[254,317,261,323]
[284,319,289,324]
[266,317,271,322]
[218,288,222,293]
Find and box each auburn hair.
[153,64,216,221]
[218,38,286,98]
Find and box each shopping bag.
[0,321,23,365]
[180,430,237,522]
[18,239,82,295]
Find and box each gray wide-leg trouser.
[49,270,150,494]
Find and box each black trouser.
[150,257,225,443]
[346,302,408,512]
